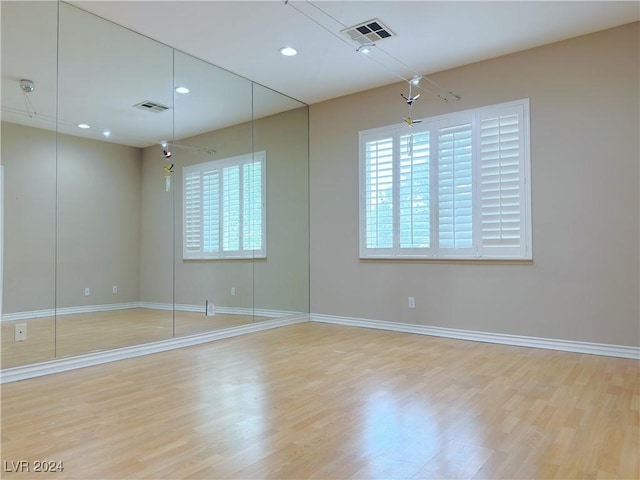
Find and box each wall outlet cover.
[15,323,27,341]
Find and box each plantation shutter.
[222,165,240,252]
[358,99,530,260]
[184,170,202,255]
[438,121,473,251]
[243,161,263,251]
[183,152,266,259]
[364,136,394,249]
[399,132,430,249]
[479,104,527,257]
[202,169,219,253]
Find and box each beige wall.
[309,23,639,346]
[1,122,142,312]
[253,107,309,312]
[1,122,56,313]
[56,133,142,308]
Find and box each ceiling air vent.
[133,100,170,113]
[341,19,395,46]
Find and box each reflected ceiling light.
[356,44,375,54]
[77,123,90,129]
[411,75,422,86]
[175,86,190,94]
[102,129,111,137]
[279,46,297,56]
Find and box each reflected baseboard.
[2,302,305,322]
[1,302,139,321]
[1,314,309,383]
[138,302,304,319]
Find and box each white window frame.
[183,151,266,260]
[359,98,532,260]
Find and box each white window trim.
[358,98,532,261]
[183,151,266,260]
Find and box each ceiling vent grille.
[341,19,395,46]
[133,100,170,113]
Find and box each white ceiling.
[73,0,639,105]
[2,1,638,148]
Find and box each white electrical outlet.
[206,302,216,316]
[112,285,118,294]
[231,287,236,296]
[408,297,416,309]
[84,287,91,296]
[15,323,27,341]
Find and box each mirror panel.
[1,1,58,367]
[55,2,175,355]
[252,84,310,317]
[172,50,256,335]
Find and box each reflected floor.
[1,308,271,368]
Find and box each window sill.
[360,256,533,265]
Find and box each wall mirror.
[1,1,309,369]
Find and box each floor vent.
[341,19,395,46]
[133,100,170,113]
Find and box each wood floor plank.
[1,322,638,479]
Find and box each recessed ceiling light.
[356,44,375,54]
[279,46,297,57]
[102,129,111,137]
[77,123,90,129]
[175,86,190,94]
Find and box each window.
[183,151,266,259]
[359,99,531,260]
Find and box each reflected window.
[183,151,266,259]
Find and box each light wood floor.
[1,309,270,369]
[1,322,638,479]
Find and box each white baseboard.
[137,302,302,318]
[2,303,302,322]
[310,314,640,359]
[1,302,140,322]
[0,314,308,383]
[2,311,636,384]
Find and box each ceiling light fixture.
[77,123,90,129]
[356,43,375,54]
[102,129,111,137]
[20,79,35,93]
[279,46,297,56]
[175,86,190,94]
[411,75,422,86]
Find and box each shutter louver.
[438,123,473,249]
[202,169,219,253]
[222,165,240,252]
[365,138,394,249]
[243,162,262,251]
[184,170,202,254]
[480,111,522,248]
[399,132,430,248]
